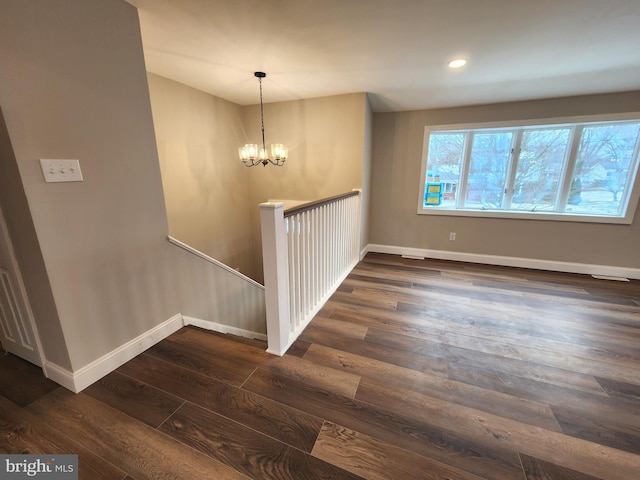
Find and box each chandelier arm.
[244,156,265,167]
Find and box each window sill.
[416,206,633,224]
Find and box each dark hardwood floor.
[1,253,639,479]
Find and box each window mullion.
[456,132,473,208]
[503,130,522,210]
[557,125,583,212]
[618,128,640,216]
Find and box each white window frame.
[417,113,640,224]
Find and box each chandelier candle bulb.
[239,144,259,163]
[271,144,288,162]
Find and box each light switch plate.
[40,159,83,183]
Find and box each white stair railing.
[260,190,361,355]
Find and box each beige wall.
[147,74,259,278]
[243,93,369,203]
[242,93,371,281]
[0,0,265,374]
[147,82,371,283]
[370,91,640,269]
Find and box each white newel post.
[259,202,291,356]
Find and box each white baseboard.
[44,313,269,393]
[367,244,640,280]
[182,316,267,342]
[45,314,184,393]
[42,362,77,393]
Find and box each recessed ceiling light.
[448,58,467,69]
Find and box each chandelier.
[239,72,288,167]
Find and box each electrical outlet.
[40,159,83,183]
[449,232,456,241]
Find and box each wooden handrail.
[284,190,360,218]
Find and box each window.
[418,116,640,223]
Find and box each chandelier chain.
[259,76,266,152]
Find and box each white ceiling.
[126,0,640,112]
